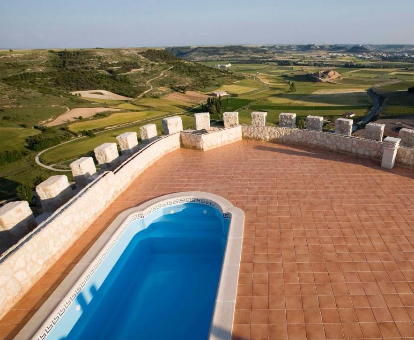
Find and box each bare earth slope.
[70,90,132,101]
[46,107,120,126]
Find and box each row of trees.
[201,96,230,118]
[26,127,73,151]
[0,150,29,166]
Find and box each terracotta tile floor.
[1,140,414,340]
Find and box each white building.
[216,63,232,69]
[211,90,229,97]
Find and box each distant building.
[211,90,229,97]
[216,63,232,69]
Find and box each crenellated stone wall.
[1,112,414,321]
[242,125,383,160]
[180,126,242,151]
[0,133,181,320]
[399,128,414,148]
[396,146,414,167]
[335,118,353,136]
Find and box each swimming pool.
[22,193,244,340]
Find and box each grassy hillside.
[0,48,241,201]
[1,46,414,202]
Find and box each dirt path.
[137,66,173,99]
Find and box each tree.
[203,97,224,119]
[16,184,33,204]
[296,117,306,129]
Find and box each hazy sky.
[1,0,414,49]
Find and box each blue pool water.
[43,203,229,340]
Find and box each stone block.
[70,157,96,186]
[381,137,401,169]
[94,143,119,165]
[36,175,73,212]
[194,112,210,131]
[335,118,353,136]
[223,112,239,129]
[251,111,267,127]
[0,201,36,245]
[399,128,414,148]
[162,116,183,135]
[306,115,323,132]
[279,113,296,128]
[365,123,385,141]
[116,132,138,154]
[140,124,158,143]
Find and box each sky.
[1,0,414,49]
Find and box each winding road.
[352,88,381,132]
[35,66,177,171]
[35,100,204,172]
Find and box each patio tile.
[1,140,414,340]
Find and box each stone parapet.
[399,128,414,148]
[223,112,239,129]
[251,112,267,127]
[0,134,182,320]
[306,116,323,132]
[70,157,96,186]
[94,143,119,167]
[36,175,73,212]
[335,118,353,136]
[279,113,296,128]
[162,116,183,135]
[396,146,414,167]
[116,132,138,154]
[0,201,36,253]
[381,137,400,169]
[181,126,242,151]
[242,125,383,160]
[140,124,158,143]
[365,123,385,141]
[194,112,210,131]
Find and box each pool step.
[148,218,224,237]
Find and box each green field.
[0,127,40,152]
[2,47,414,201]
[41,115,195,166]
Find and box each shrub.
[296,117,306,129]
[0,150,29,166]
[16,184,33,204]
[80,130,96,137]
[26,127,73,151]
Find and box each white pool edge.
[16,191,244,340]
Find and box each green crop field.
[1,47,414,201]
[41,115,195,166]
[0,127,40,153]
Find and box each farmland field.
[0,127,40,152]
[1,47,414,200]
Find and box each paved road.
[35,138,86,172]
[352,88,381,132]
[35,100,204,172]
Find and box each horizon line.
[2,43,414,51]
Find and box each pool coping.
[15,191,244,340]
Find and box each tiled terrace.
[2,140,414,340]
